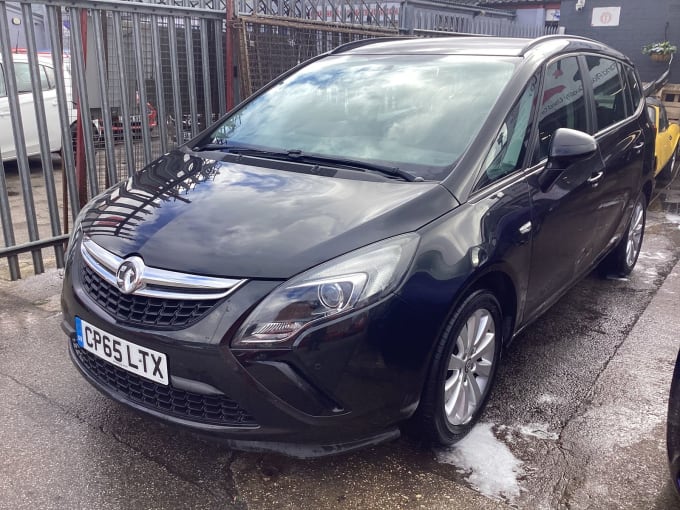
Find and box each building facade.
[559,0,680,83]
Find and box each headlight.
[232,233,420,347]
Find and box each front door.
[524,55,606,321]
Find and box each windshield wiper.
[192,144,423,182]
[283,150,423,182]
[227,147,421,182]
[192,142,288,157]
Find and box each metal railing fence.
[236,0,400,28]
[0,0,227,280]
[236,16,394,97]
[0,0,560,281]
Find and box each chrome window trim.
[81,236,247,300]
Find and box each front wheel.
[409,290,502,445]
[599,194,646,277]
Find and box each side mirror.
[549,128,598,160]
[537,128,598,191]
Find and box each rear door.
[40,64,62,152]
[13,61,41,157]
[585,56,647,258]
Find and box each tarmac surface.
[1,173,680,509]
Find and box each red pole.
[75,9,88,208]
[225,0,234,110]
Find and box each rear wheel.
[599,194,646,277]
[409,290,502,445]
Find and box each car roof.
[332,35,630,63]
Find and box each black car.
[61,35,655,457]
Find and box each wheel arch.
[467,270,518,350]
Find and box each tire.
[661,143,680,182]
[409,290,503,445]
[599,193,646,277]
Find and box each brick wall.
[560,0,680,83]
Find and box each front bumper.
[61,250,431,456]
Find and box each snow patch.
[518,422,558,441]
[434,423,523,502]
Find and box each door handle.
[587,171,604,185]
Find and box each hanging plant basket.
[651,53,672,62]
[643,42,676,62]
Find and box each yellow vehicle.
[646,97,680,179]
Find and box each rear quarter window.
[41,65,55,90]
[625,65,643,112]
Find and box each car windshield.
[207,54,518,181]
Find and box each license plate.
[75,317,169,385]
[130,115,141,122]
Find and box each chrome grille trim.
[80,237,246,300]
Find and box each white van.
[0,53,76,162]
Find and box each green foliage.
[642,41,678,55]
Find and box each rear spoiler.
[644,54,673,97]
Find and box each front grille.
[71,337,258,427]
[81,264,219,328]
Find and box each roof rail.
[330,36,414,54]
[519,34,599,56]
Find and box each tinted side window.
[625,65,643,112]
[620,63,634,116]
[13,62,32,94]
[40,65,54,90]
[534,56,588,163]
[479,75,538,187]
[587,56,627,131]
[0,64,5,98]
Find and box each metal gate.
[0,0,228,281]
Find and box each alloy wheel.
[444,308,497,426]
